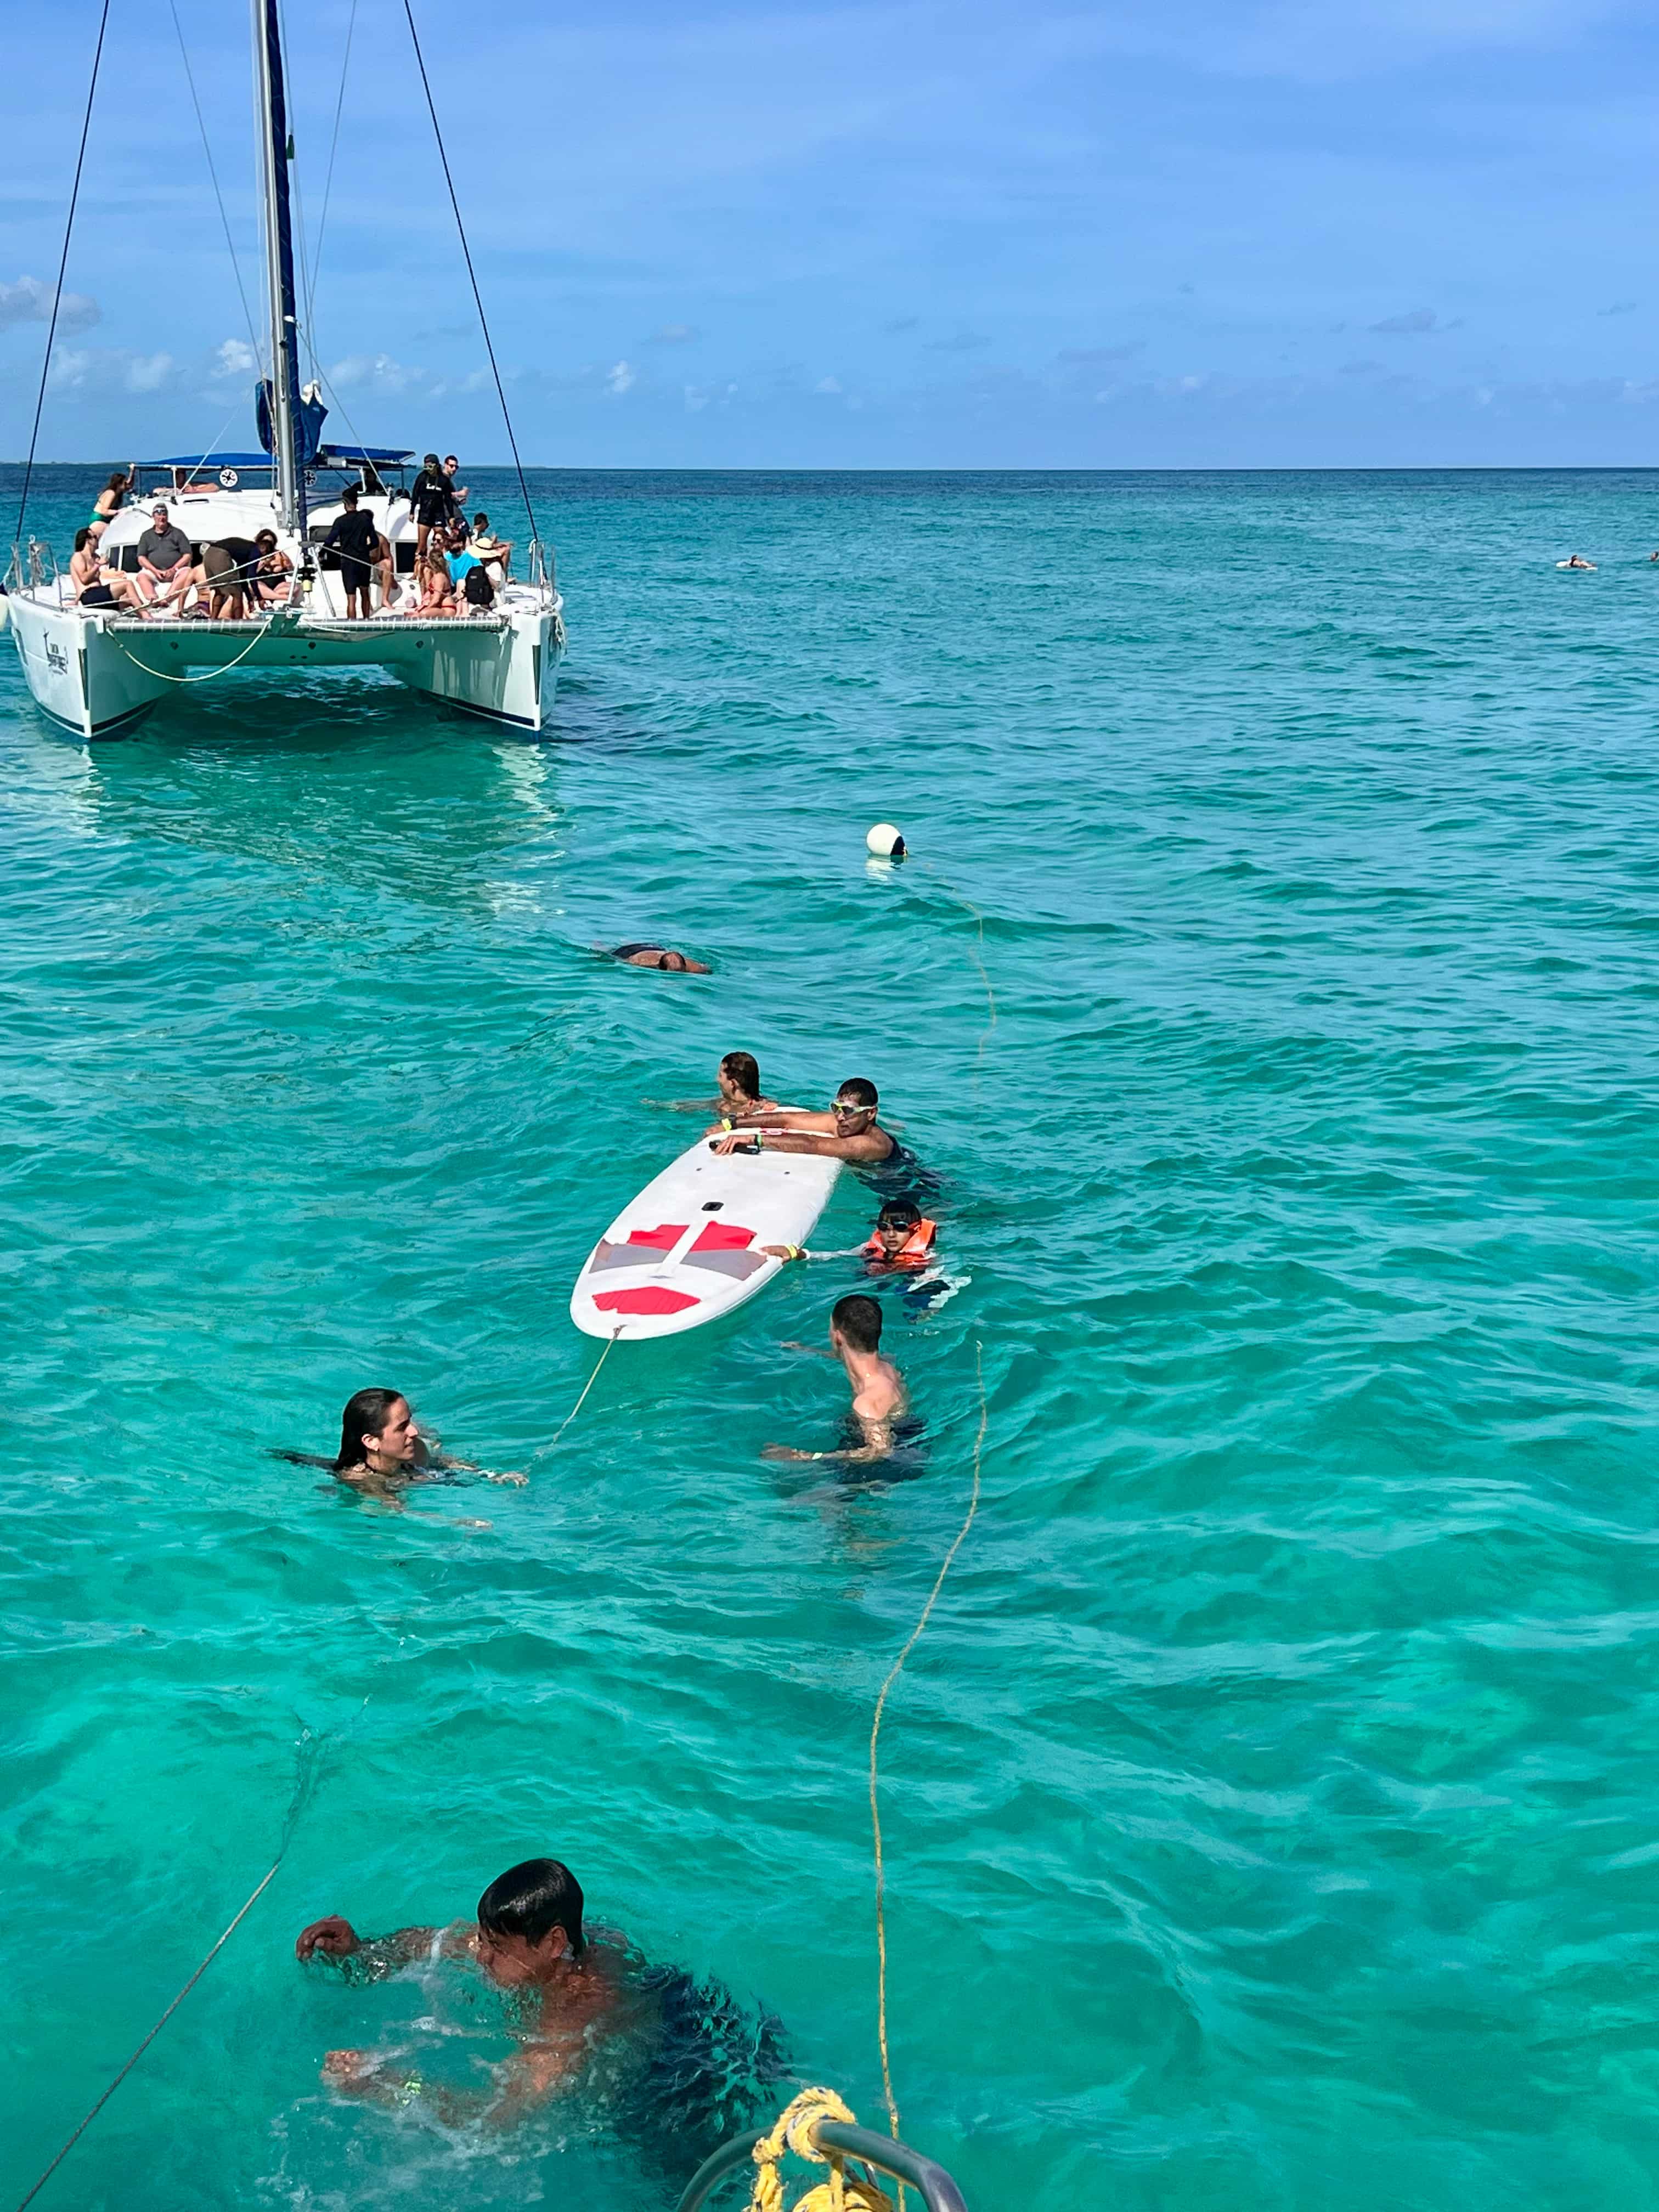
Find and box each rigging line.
[401,0,538,549]
[869,1340,987,2146]
[307,0,359,338]
[13,0,110,550]
[14,1729,328,2212]
[168,0,260,360]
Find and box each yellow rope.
[869,1341,987,2142]
[748,2088,896,2212]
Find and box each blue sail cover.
[256,379,328,467]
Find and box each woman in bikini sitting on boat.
[252,531,295,610]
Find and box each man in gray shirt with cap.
[136,504,193,608]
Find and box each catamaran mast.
[251,0,308,539]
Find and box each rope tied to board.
[748,2089,896,2212]
[532,1326,623,1465]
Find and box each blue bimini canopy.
[319,444,415,465]
[145,453,276,469]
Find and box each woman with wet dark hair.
[272,1388,524,1503]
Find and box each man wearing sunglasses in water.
[709,1076,896,1165]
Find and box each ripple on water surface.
[2,467,1658,2212]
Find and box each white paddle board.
[571,1125,841,1341]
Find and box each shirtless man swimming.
[296,1858,625,2126]
[764,1294,908,1466]
[710,1077,895,1166]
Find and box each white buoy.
[866,821,906,859]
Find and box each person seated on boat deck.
[87,467,132,544]
[764,1294,910,1466]
[610,942,713,974]
[461,563,496,615]
[469,511,513,582]
[410,450,458,558]
[445,520,480,588]
[295,1855,787,2161]
[69,527,142,613]
[409,545,458,617]
[711,1077,896,1166]
[134,504,194,608]
[252,529,295,608]
[320,485,381,619]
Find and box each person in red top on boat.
[762,1195,936,1272]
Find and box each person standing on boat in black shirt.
[410,452,456,560]
[321,486,383,618]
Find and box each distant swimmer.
[1557,554,1597,570]
[711,1077,896,1166]
[272,1386,525,1508]
[650,1050,780,1116]
[296,1856,786,2155]
[609,943,712,974]
[764,1293,909,1465]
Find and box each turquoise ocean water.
[3,465,1657,2211]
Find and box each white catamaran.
[5,0,563,740]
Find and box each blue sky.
[2,0,1656,467]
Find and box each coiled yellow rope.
[748,2089,895,2212]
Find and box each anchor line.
[868,1340,988,2143]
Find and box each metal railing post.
[675,2120,969,2212]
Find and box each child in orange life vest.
[763,1195,938,1274]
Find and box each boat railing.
[675,2118,969,2212]
[525,537,557,603]
[8,538,62,600]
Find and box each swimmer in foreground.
[711,1077,896,1166]
[1558,554,1597,570]
[297,1856,787,2157]
[298,1858,623,2124]
[764,1293,908,1465]
[649,1050,780,1117]
[608,942,712,974]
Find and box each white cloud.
[648,323,698,344]
[125,351,174,392]
[46,345,178,394]
[0,275,99,334]
[814,375,843,394]
[328,352,421,393]
[605,359,636,395]
[214,337,257,377]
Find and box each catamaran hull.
[7,592,563,741]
